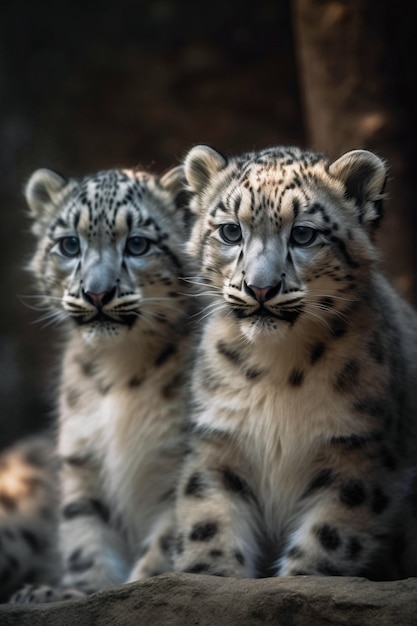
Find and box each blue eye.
[219,223,242,244]
[125,236,150,256]
[291,226,317,247]
[59,236,80,257]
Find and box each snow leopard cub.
[174,144,417,580]
[7,164,195,602]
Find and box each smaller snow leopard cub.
[9,164,195,603]
[174,144,417,580]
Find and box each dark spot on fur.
[62,454,92,466]
[329,317,347,338]
[315,524,341,551]
[66,387,81,408]
[159,534,173,554]
[77,358,95,377]
[319,297,334,310]
[216,340,242,366]
[162,373,185,399]
[245,366,263,380]
[185,562,212,574]
[68,548,94,573]
[190,522,218,542]
[222,468,253,499]
[234,550,245,565]
[209,549,223,558]
[62,498,109,523]
[63,591,83,600]
[128,375,143,388]
[288,369,304,387]
[21,529,42,553]
[286,546,304,560]
[334,359,360,392]
[303,468,334,497]
[310,341,326,364]
[185,472,207,498]
[90,498,110,523]
[329,235,359,269]
[155,344,177,367]
[340,480,366,507]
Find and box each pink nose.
[82,287,116,307]
[85,291,107,306]
[248,286,272,302]
[244,281,281,303]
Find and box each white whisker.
[306,291,358,305]
[301,309,333,332]
[18,294,62,311]
[193,303,226,323]
[33,309,68,329]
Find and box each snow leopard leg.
[11,452,129,603]
[127,507,176,581]
[174,436,262,577]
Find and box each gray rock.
[0,574,416,626]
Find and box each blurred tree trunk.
[292,0,416,305]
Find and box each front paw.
[9,583,87,604]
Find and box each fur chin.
[79,320,132,345]
[239,316,291,343]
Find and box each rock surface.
[0,574,415,626]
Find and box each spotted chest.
[58,331,191,520]
[6,163,196,604]
[173,144,417,580]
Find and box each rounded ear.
[184,144,227,193]
[159,165,186,196]
[25,168,68,219]
[329,150,387,228]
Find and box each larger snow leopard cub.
[174,144,417,579]
[5,164,195,603]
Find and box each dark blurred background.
[0,0,415,449]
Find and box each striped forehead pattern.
[210,147,331,229]
[49,170,162,240]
